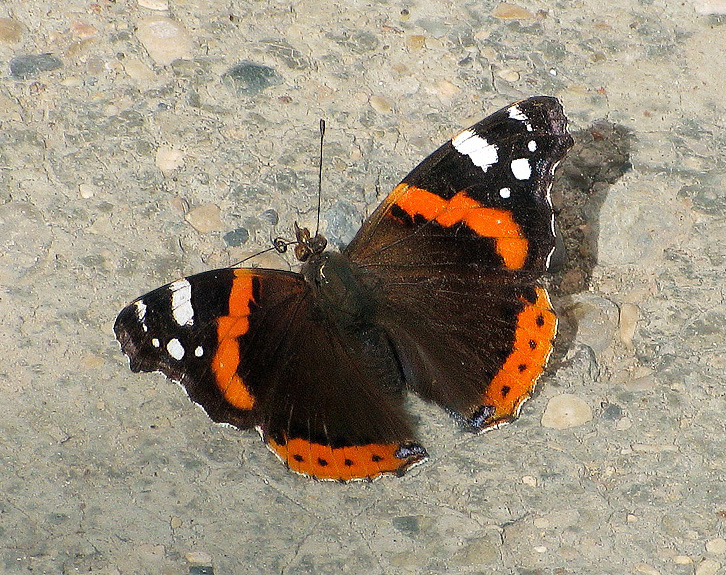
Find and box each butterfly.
[114,96,573,481]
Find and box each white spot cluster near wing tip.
[508,105,533,131]
[511,158,532,180]
[170,279,194,326]
[135,300,148,332]
[167,338,185,360]
[452,129,498,171]
[135,300,147,321]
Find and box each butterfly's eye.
[309,234,327,255]
[295,242,312,262]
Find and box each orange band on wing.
[266,436,423,481]
[211,270,255,410]
[481,286,557,425]
[390,183,529,269]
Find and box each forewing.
[114,269,303,430]
[346,96,572,275]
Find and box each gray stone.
[9,53,62,79]
[222,61,282,95]
[259,209,279,225]
[223,227,250,247]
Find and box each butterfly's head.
[294,222,327,262]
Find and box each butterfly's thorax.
[301,250,375,326]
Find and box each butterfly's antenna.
[228,237,295,268]
[314,118,325,237]
[234,120,324,269]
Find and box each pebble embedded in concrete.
[706,538,726,554]
[541,394,593,429]
[155,145,185,173]
[136,17,192,66]
[695,559,721,575]
[619,302,639,349]
[185,204,224,233]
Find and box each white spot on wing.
[545,241,556,270]
[170,279,194,326]
[135,300,147,321]
[167,338,185,360]
[509,105,533,131]
[152,338,160,348]
[528,140,537,152]
[545,162,558,269]
[550,159,561,176]
[511,158,531,180]
[499,187,511,199]
[134,301,148,332]
[194,346,204,357]
[452,129,498,171]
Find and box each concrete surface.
[0,1,724,574]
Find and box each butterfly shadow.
[547,120,634,369]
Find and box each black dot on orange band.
[293,454,304,462]
[529,339,537,349]
[371,454,383,462]
[344,459,354,466]
[317,458,328,466]
[518,364,527,372]
[536,314,545,327]
[501,385,511,397]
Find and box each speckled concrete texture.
[1,2,725,574]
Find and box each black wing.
[115,268,426,480]
[345,96,572,430]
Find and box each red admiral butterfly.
[115,96,573,481]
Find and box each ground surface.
[1,1,725,574]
